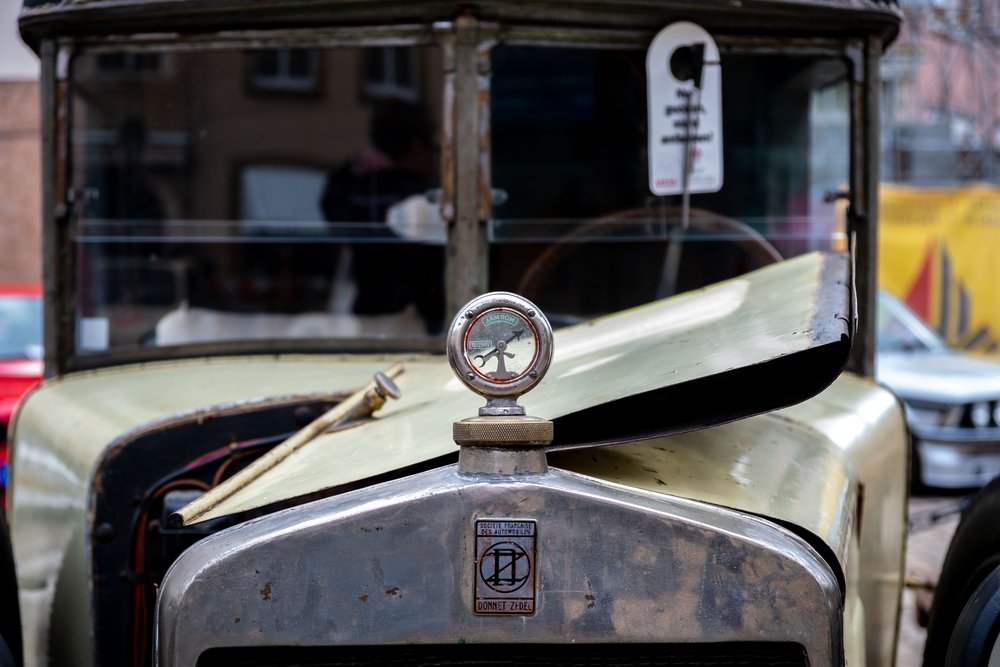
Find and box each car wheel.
[945,563,1000,666]
[924,475,1000,666]
[0,633,14,667]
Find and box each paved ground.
[896,494,971,667]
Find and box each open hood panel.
[183,250,853,524]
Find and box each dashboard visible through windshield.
[68,41,851,356]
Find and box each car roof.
[0,284,41,297]
[19,0,902,49]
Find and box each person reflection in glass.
[104,115,165,227]
[321,98,444,334]
[83,116,167,331]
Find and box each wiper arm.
[171,363,403,527]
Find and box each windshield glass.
[876,289,949,353]
[70,46,444,353]
[68,41,853,356]
[488,47,850,322]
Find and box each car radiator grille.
[197,642,809,666]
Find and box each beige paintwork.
[8,356,437,667]
[6,251,905,666]
[182,250,848,523]
[552,372,909,667]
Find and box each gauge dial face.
[448,292,553,400]
[464,308,538,383]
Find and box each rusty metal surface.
[156,465,842,666]
[63,23,440,51]
[40,41,73,380]
[446,15,491,317]
[850,35,884,380]
[40,41,57,380]
[439,28,457,223]
[18,0,902,51]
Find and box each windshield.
[876,289,949,353]
[68,41,851,355]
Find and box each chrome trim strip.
[911,426,1000,444]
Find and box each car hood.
[876,349,1000,404]
[179,250,853,524]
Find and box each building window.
[363,47,419,101]
[239,164,328,234]
[250,49,319,93]
[95,52,163,75]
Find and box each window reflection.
[488,47,849,323]
[249,48,319,93]
[70,46,444,353]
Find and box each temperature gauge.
[448,292,553,412]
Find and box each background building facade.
[0,0,41,283]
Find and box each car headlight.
[970,401,992,428]
[905,402,963,428]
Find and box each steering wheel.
[515,205,783,303]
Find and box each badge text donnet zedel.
[475,520,537,615]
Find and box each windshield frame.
[43,20,874,375]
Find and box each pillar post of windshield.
[846,35,882,379]
[39,40,69,378]
[443,16,493,318]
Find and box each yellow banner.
[879,183,1000,352]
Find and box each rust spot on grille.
[385,587,399,596]
[359,594,369,603]
[260,582,272,601]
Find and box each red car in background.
[0,284,42,507]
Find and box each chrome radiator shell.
[155,465,842,666]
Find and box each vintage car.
[877,288,1000,491]
[10,1,911,666]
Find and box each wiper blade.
[172,363,404,527]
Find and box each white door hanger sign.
[647,21,723,196]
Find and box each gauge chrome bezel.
[447,292,553,400]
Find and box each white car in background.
[877,289,1000,491]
